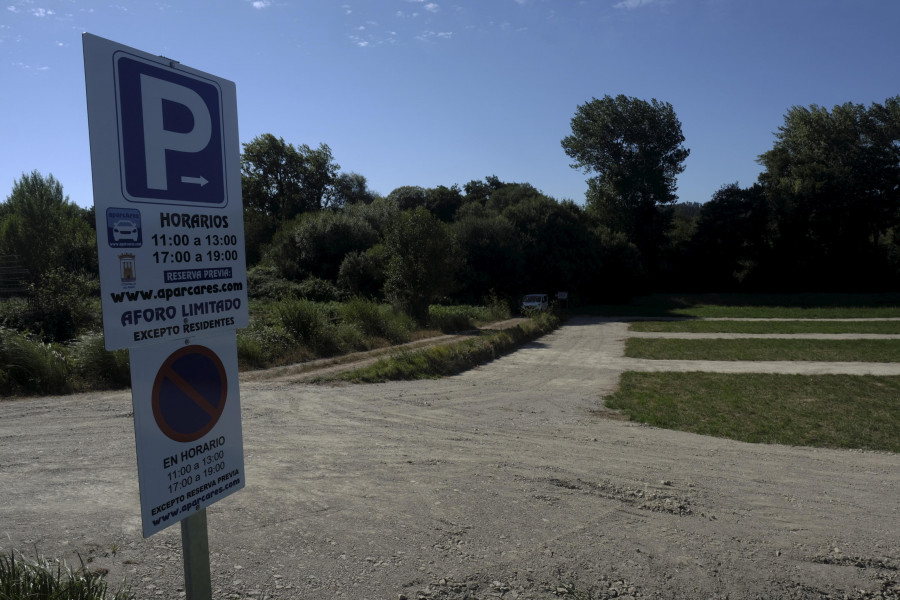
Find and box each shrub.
[275,298,340,356]
[297,277,342,302]
[246,266,302,300]
[236,322,300,369]
[0,328,71,396]
[338,297,412,344]
[26,268,100,342]
[427,301,510,333]
[428,305,475,333]
[336,246,387,299]
[0,297,31,331]
[69,332,131,390]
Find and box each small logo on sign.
[119,253,137,286]
[107,207,142,248]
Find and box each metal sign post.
[83,33,248,600]
[182,510,213,600]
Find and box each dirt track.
[0,316,898,599]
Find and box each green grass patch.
[323,313,560,383]
[604,372,900,452]
[0,548,134,600]
[630,320,900,334]
[670,305,900,319]
[582,293,900,319]
[625,338,900,362]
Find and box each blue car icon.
[113,220,139,242]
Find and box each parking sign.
[115,54,227,205]
[84,34,248,350]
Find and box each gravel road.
[0,316,898,599]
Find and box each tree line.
[2,94,899,340]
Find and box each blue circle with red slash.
[152,345,227,442]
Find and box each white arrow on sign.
[181,175,209,187]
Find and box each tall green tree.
[386,186,427,211]
[757,98,900,288]
[332,172,377,206]
[241,133,341,265]
[690,183,770,290]
[241,133,340,220]
[452,214,523,302]
[384,207,460,324]
[424,185,464,222]
[0,171,96,281]
[561,95,689,270]
[502,195,599,298]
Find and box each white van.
[521,293,549,312]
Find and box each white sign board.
[129,332,245,537]
[83,34,248,350]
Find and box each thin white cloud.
[249,0,271,9]
[13,61,49,71]
[7,6,21,14]
[31,7,54,17]
[613,0,660,9]
[416,30,452,41]
[424,2,438,12]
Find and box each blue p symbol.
[115,54,226,206]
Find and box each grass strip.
[604,372,900,452]
[670,305,900,319]
[630,320,900,334]
[625,338,900,362]
[320,313,560,383]
[582,293,900,319]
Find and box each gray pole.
[181,509,213,600]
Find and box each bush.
[297,277,342,302]
[246,266,302,300]
[26,268,100,342]
[236,322,298,369]
[275,298,341,356]
[69,332,131,390]
[336,246,387,299]
[0,297,31,331]
[0,328,71,396]
[428,305,475,333]
[338,297,412,344]
[427,301,511,333]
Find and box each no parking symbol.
[152,345,227,443]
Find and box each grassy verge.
[604,372,900,452]
[319,312,560,383]
[630,320,900,334]
[625,338,900,362]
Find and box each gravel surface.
[0,316,898,599]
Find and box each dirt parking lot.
[0,316,898,599]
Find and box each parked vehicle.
[521,293,549,312]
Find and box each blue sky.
[2,0,899,209]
